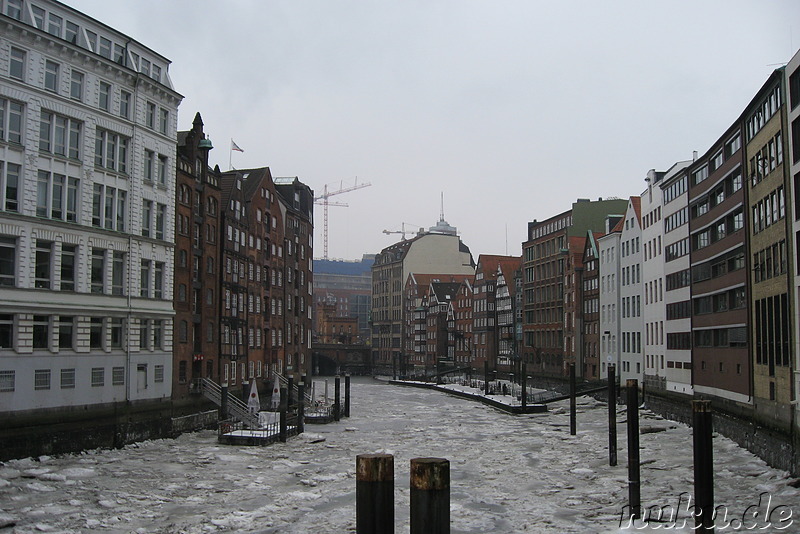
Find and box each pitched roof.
[476,254,521,279]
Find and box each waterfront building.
[371,216,474,375]
[522,198,628,377]
[472,254,520,373]
[312,255,373,343]
[0,0,181,443]
[579,232,603,380]
[687,118,749,410]
[495,257,522,374]
[563,235,587,378]
[787,49,800,435]
[743,69,793,428]
[654,161,693,396]
[172,113,220,403]
[598,216,624,378]
[618,197,644,385]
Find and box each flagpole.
[229,138,233,170]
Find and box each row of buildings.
[370,51,800,471]
[0,0,313,457]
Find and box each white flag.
[231,139,244,152]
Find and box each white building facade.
[618,197,644,384]
[0,0,181,414]
[598,219,622,378]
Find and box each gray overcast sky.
[69,0,800,261]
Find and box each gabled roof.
[476,254,521,279]
[406,272,473,290]
[429,281,462,304]
[630,196,642,224]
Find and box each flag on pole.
[231,139,244,152]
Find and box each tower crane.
[314,178,371,260]
[382,222,422,241]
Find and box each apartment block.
[0,0,180,423]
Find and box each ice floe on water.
[0,377,797,533]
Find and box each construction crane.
[314,178,371,260]
[382,222,422,241]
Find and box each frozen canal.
[1,377,798,533]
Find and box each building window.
[70,70,83,100]
[0,314,13,348]
[9,47,25,81]
[89,318,103,349]
[159,108,169,135]
[91,367,104,387]
[0,162,20,213]
[109,318,123,348]
[60,244,76,290]
[0,100,24,145]
[179,320,188,343]
[36,171,79,222]
[158,155,168,185]
[34,369,51,390]
[34,240,52,289]
[0,237,15,287]
[142,200,152,237]
[115,89,130,119]
[99,81,111,111]
[155,203,166,239]
[44,60,59,92]
[32,315,49,349]
[65,20,78,44]
[90,248,105,294]
[153,319,163,349]
[140,260,151,297]
[0,370,14,392]
[91,184,126,231]
[112,366,125,386]
[112,252,125,296]
[144,150,155,181]
[94,129,129,173]
[60,368,75,389]
[39,111,81,159]
[58,316,74,350]
[146,102,156,128]
[154,365,164,383]
[154,262,164,299]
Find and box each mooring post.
[356,453,394,534]
[345,373,351,418]
[410,458,450,534]
[626,379,640,520]
[287,374,294,408]
[484,360,489,395]
[220,384,228,420]
[608,364,617,467]
[324,379,329,404]
[521,365,527,409]
[279,386,287,443]
[569,362,577,435]
[334,375,341,421]
[297,380,305,435]
[692,400,714,532]
[392,355,397,381]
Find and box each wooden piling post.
[484,361,490,395]
[334,375,341,421]
[345,373,351,417]
[692,400,714,532]
[521,365,527,409]
[279,386,287,443]
[287,374,294,407]
[297,380,305,434]
[220,384,228,420]
[356,453,394,534]
[626,379,640,519]
[410,458,449,534]
[608,364,617,466]
[569,362,576,435]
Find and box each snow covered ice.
[0,377,797,533]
